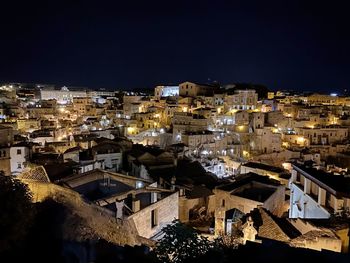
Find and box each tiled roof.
[252,208,290,243]
[290,229,339,248]
[18,166,50,183]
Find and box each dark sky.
[1,0,350,92]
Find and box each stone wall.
[262,185,285,216]
[20,179,142,247]
[128,192,179,239]
[179,195,216,222]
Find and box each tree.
[0,174,35,253]
[153,220,213,263]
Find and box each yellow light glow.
[282,142,289,147]
[182,106,188,112]
[297,137,305,143]
[127,127,135,134]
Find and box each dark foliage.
[153,220,215,263]
[0,174,35,253]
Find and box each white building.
[91,142,123,172]
[289,163,350,219]
[10,144,30,176]
[154,85,179,99]
[40,86,87,104]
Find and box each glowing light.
[297,137,305,143]
[136,181,143,189]
[282,162,292,171]
[243,150,249,157]
[127,127,135,134]
[282,142,289,148]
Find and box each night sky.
[1,0,350,92]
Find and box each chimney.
[115,200,124,219]
[132,195,140,213]
[151,192,158,203]
[171,176,176,190]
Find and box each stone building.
[251,126,282,154]
[0,125,13,146]
[224,89,258,111]
[0,147,11,175]
[60,169,179,240]
[296,126,348,146]
[179,81,219,97]
[17,118,41,133]
[73,97,93,116]
[214,173,285,235]
[172,112,209,143]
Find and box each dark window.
[151,209,158,228]
[222,199,225,207]
[17,149,22,155]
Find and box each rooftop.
[293,163,350,198]
[243,162,285,173]
[233,184,276,202]
[217,172,281,192]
